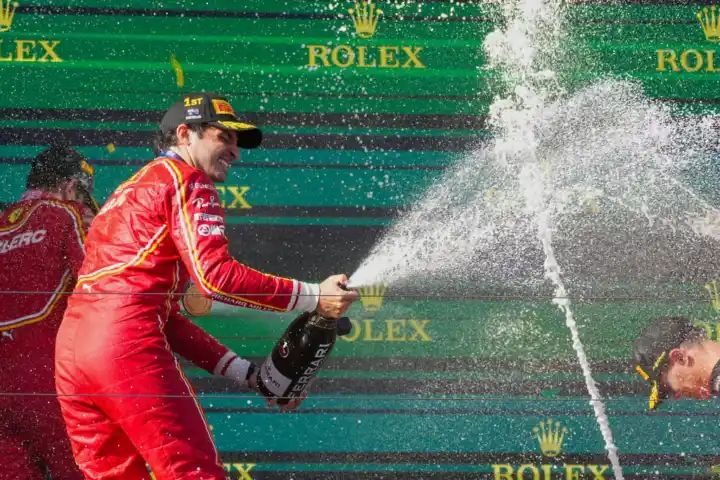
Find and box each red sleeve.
[163,160,317,312]
[164,305,229,374]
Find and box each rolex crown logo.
[348,0,382,39]
[705,280,720,312]
[0,0,18,32]
[697,5,720,42]
[359,283,386,312]
[532,418,568,458]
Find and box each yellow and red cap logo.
[212,99,236,116]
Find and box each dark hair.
[153,123,209,155]
[26,145,88,190]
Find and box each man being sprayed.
[0,145,98,480]
[55,92,358,479]
[633,316,720,409]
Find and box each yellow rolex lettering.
[215,186,251,209]
[0,39,63,62]
[0,40,11,61]
[331,45,355,68]
[305,45,426,69]
[656,49,679,72]
[227,463,256,480]
[37,40,62,62]
[408,319,432,341]
[587,465,609,479]
[307,45,331,67]
[565,464,584,480]
[385,319,406,341]
[517,464,540,480]
[680,49,703,72]
[15,40,36,62]
[226,186,252,209]
[705,50,719,72]
[363,319,384,341]
[379,46,400,68]
[339,319,431,342]
[356,46,377,67]
[492,464,514,480]
[401,46,425,68]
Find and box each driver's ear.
[669,348,688,366]
[175,124,191,145]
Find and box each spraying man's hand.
[317,274,359,318]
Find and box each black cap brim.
[213,121,263,149]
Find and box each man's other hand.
[248,367,308,412]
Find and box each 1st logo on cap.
[183,96,203,107]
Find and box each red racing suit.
[55,155,319,480]
[0,192,90,480]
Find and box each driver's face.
[187,126,239,182]
[663,360,711,401]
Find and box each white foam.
[349,1,720,476]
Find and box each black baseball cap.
[160,92,262,149]
[26,145,99,213]
[633,316,707,410]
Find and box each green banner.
[3,1,720,478]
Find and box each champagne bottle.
[257,312,352,404]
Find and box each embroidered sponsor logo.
[0,229,46,254]
[188,182,215,191]
[212,99,235,115]
[197,224,225,237]
[192,195,221,209]
[183,96,203,107]
[185,107,202,120]
[194,213,223,223]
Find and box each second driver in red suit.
[55,92,358,480]
[0,145,98,480]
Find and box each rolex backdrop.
[2,1,720,479]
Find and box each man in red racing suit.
[0,145,98,480]
[55,92,358,480]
